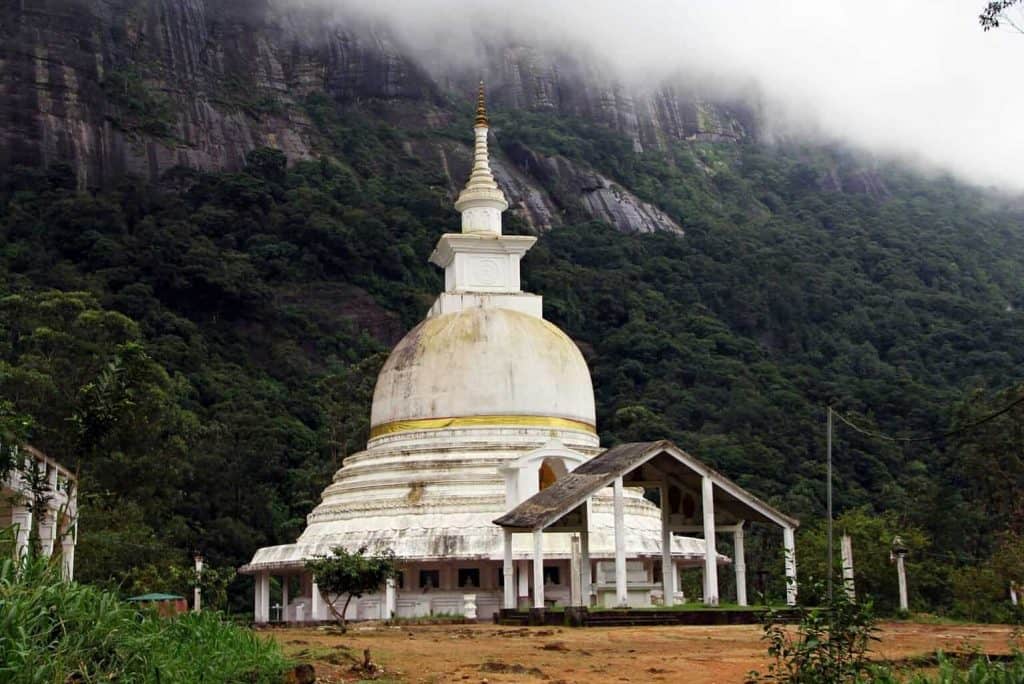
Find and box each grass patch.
[0,555,290,683]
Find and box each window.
[458,568,480,588]
[419,570,440,589]
[396,571,405,589]
[543,566,561,586]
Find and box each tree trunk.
[321,588,353,632]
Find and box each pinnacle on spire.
[474,80,489,127]
[453,79,508,234]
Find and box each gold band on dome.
[370,415,596,439]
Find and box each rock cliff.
[0,0,748,233]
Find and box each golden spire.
[474,81,489,128]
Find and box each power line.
[829,391,1024,444]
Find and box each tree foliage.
[305,546,399,629]
[748,589,880,683]
[980,0,1024,32]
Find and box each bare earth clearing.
[269,621,1017,683]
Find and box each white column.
[384,577,396,620]
[12,505,33,560]
[896,554,908,612]
[841,534,856,601]
[532,529,545,609]
[569,535,582,607]
[61,537,76,580]
[61,488,78,580]
[281,576,289,621]
[1010,583,1019,607]
[580,530,591,607]
[783,526,798,606]
[701,476,719,606]
[613,477,628,607]
[503,529,515,610]
[311,578,323,621]
[193,555,204,612]
[37,510,55,558]
[256,572,270,624]
[734,523,748,607]
[517,559,530,606]
[660,484,675,607]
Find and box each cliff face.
[0,0,747,233]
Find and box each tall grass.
[867,653,1024,683]
[0,555,290,683]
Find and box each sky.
[285,0,1023,191]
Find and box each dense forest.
[1,93,1023,616]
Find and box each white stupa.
[242,85,716,622]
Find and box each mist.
[282,0,1023,192]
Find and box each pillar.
[255,572,270,624]
[503,529,515,610]
[783,526,797,606]
[613,476,628,607]
[12,505,32,560]
[734,523,748,607]
[532,529,545,609]
[660,483,675,607]
[896,553,908,612]
[61,488,77,580]
[61,536,75,580]
[193,555,203,613]
[841,534,856,601]
[701,476,719,606]
[281,575,289,621]
[311,577,323,621]
[384,577,396,620]
[517,559,530,606]
[37,509,55,558]
[569,535,582,606]
[580,529,592,607]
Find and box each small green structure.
[127,593,188,616]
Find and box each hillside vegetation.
[1,99,1022,614]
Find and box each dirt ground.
[269,621,1019,684]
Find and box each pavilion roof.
[493,440,799,532]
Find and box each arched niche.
[538,458,569,491]
[501,439,587,507]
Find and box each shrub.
[0,554,289,683]
[747,588,879,683]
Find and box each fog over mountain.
[285,0,1024,192]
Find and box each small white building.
[2,445,78,578]
[241,85,797,622]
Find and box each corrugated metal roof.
[126,593,185,602]
[493,440,798,531]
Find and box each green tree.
[305,546,399,630]
[796,507,936,614]
[124,561,236,611]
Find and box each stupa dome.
[369,307,596,439]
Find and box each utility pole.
[826,407,834,601]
